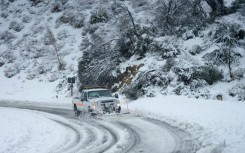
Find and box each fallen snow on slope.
[128,95,245,153]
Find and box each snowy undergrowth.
[127,95,245,153]
[1,0,245,102]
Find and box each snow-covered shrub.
[122,85,143,100]
[29,0,44,6]
[78,44,121,87]
[51,2,63,13]
[90,33,103,45]
[26,71,37,80]
[58,60,66,70]
[4,64,20,78]
[0,1,9,10]
[70,12,85,29]
[190,79,208,91]
[173,86,184,95]
[48,73,59,82]
[59,0,68,5]
[189,45,202,55]
[132,0,147,8]
[152,41,180,59]
[37,62,53,74]
[43,32,53,46]
[59,11,85,28]
[80,37,91,50]
[1,50,15,63]
[57,30,69,40]
[195,65,223,85]
[203,48,241,66]
[229,84,245,101]
[205,0,227,17]
[240,4,245,16]
[154,0,207,35]
[182,30,195,40]
[117,26,153,58]
[233,68,245,79]
[123,71,171,99]
[90,9,109,24]
[163,58,175,72]
[9,21,24,32]
[173,67,197,85]
[229,0,245,14]
[1,12,8,18]
[32,25,44,35]
[0,31,16,44]
[213,23,241,42]
[22,15,32,23]
[111,1,125,15]
[82,24,98,35]
[236,29,245,40]
[59,11,72,23]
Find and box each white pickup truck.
[72,88,121,116]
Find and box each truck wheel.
[117,106,121,113]
[74,105,81,117]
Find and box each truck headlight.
[117,103,120,107]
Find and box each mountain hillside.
[0,0,245,102]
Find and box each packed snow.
[0,107,72,153]
[127,94,245,153]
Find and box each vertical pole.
[71,83,73,96]
[126,97,129,113]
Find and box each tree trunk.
[228,41,233,80]
[125,7,138,36]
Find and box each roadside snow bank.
[128,95,245,153]
[0,107,69,153]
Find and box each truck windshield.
[88,90,112,99]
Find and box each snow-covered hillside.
[1,1,245,153]
[0,0,245,103]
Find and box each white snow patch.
[0,107,70,153]
[125,95,245,153]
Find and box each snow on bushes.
[0,50,15,64]
[90,9,109,24]
[195,65,223,85]
[122,70,171,99]
[51,2,63,13]
[9,21,24,32]
[4,64,20,78]
[22,15,32,23]
[229,84,245,101]
[154,0,207,35]
[0,31,16,44]
[58,11,85,28]
[29,0,45,6]
[117,26,154,58]
[163,58,175,72]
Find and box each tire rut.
[50,119,82,153]
[116,122,141,153]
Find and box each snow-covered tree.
[45,25,64,70]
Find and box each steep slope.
[0,0,245,102]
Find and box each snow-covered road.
[0,101,195,153]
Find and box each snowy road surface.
[0,101,195,153]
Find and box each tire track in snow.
[0,102,196,153]
[116,122,141,153]
[50,119,82,153]
[144,118,195,153]
[97,124,118,153]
